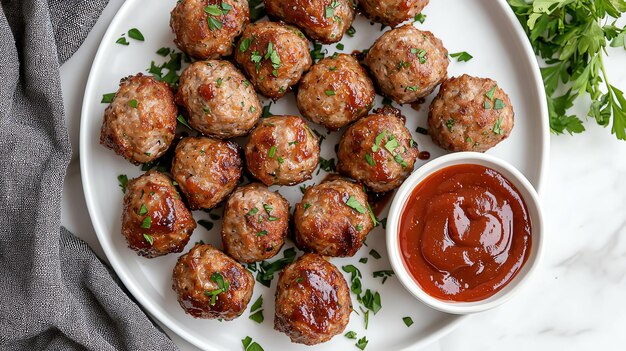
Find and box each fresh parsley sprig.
[509,0,626,139]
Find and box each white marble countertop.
[59,1,626,350]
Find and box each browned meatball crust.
[364,25,448,104]
[121,171,196,258]
[172,244,254,320]
[100,74,177,165]
[171,137,242,210]
[235,22,312,99]
[264,0,355,43]
[360,0,429,27]
[222,183,290,263]
[245,116,320,186]
[274,253,351,345]
[297,54,375,130]
[170,0,249,59]
[176,60,261,138]
[294,179,374,257]
[337,107,419,193]
[428,75,514,152]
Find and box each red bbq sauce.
[399,164,532,302]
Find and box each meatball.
[264,0,355,43]
[100,74,177,165]
[297,54,375,130]
[337,107,419,193]
[171,136,242,210]
[428,75,514,152]
[170,0,249,59]
[364,25,448,104]
[222,183,290,263]
[360,0,429,27]
[274,253,351,345]
[245,116,319,186]
[176,60,261,139]
[121,171,196,258]
[294,179,374,257]
[172,244,254,320]
[235,22,312,99]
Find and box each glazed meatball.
[121,171,196,258]
[274,253,351,345]
[360,0,429,27]
[294,179,374,257]
[100,74,177,165]
[428,75,514,152]
[172,244,254,320]
[245,116,319,186]
[364,25,448,104]
[171,137,242,210]
[222,183,290,263]
[235,22,312,99]
[337,107,419,193]
[170,0,249,59]
[176,60,261,139]
[264,0,355,43]
[297,54,375,130]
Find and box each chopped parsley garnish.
[384,135,399,153]
[446,119,455,132]
[325,89,336,96]
[450,51,473,62]
[373,270,395,284]
[239,38,251,52]
[249,295,264,324]
[216,78,223,87]
[336,43,344,50]
[262,102,272,118]
[268,145,277,158]
[355,336,369,350]
[345,331,357,339]
[147,49,187,87]
[356,224,363,231]
[345,196,367,214]
[177,114,192,129]
[364,153,375,166]
[493,118,504,135]
[255,247,297,287]
[101,93,115,103]
[325,0,339,18]
[486,84,498,100]
[484,101,491,109]
[205,272,230,305]
[416,126,428,135]
[318,157,336,173]
[414,13,427,23]
[263,203,273,214]
[403,316,414,327]
[411,48,427,63]
[257,230,268,236]
[128,99,138,108]
[128,28,144,41]
[310,42,327,62]
[264,42,281,77]
[372,131,386,152]
[248,0,266,22]
[359,257,368,264]
[141,216,152,229]
[116,36,129,46]
[198,220,214,231]
[397,60,411,70]
[242,336,265,351]
[405,86,417,92]
[304,203,311,209]
[394,153,408,168]
[369,249,381,259]
[379,217,387,229]
[143,234,154,245]
[139,204,148,215]
[251,51,263,72]
[204,3,231,31]
[494,98,506,110]
[347,26,356,37]
[117,174,128,193]
[361,289,382,314]
[300,184,308,194]
[247,207,259,216]
[156,47,170,56]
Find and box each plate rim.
[78,0,549,349]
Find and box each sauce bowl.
[386,152,544,314]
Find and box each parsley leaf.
[450,51,473,62]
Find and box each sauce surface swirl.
[399,164,531,301]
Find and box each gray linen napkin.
[0,1,178,350]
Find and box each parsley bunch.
[509,0,626,139]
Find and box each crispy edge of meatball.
[293,178,374,257]
[221,183,290,262]
[122,170,196,258]
[274,253,352,345]
[172,243,255,320]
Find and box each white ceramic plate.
[80,0,549,350]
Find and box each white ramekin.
[386,152,544,314]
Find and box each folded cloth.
[0,1,178,350]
